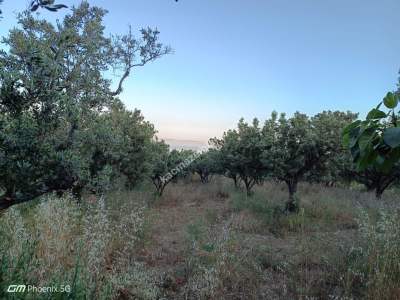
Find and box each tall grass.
[183,216,263,299]
[342,209,400,299]
[0,192,159,299]
[226,180,400,299]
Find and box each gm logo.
[7,285,26,293]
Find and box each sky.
[1,0,399,142]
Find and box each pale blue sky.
[1,0,399,141]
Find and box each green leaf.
[342,133,350,147]
[375,155,385,166]
[358,131,372,153]
[366,108,386,120]
[356,145,378,171]
[342,120,361,136]
[348,127,360,148]
[383,127,400,148]
[383,92,398,109]
[350,146,360,162]
[376,148,400,173]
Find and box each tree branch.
[110,52,169,96]
[110,27,172,96]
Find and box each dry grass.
[144,177,400,299]
[1,177,399,299]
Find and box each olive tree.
[149,144,195,196]
[209,134,241,188]
[211,118,269,195]
[307,111,358,186]
[190,150,220,183]
[0,2,170,209]
[262,112,327,212]
[79,104,156,193]
[148,140,171,196]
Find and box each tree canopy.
[0,2,170,209]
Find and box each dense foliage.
[0,2,170,209]
[343,92,400,172]
[210,118,268,196]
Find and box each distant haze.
[163,138,208,152]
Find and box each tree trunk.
[375,188,383,200]
[374,177,395,200]
[152,177,169,196]
[243,178,255,196]
[158,184,165,196]
[285,179,299,213]
[245,183,252,196]
[200,173,209,184]
[233,176,240,189]
[72,182,85,200]
[325,181,335,187]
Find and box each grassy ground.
[1,177,400,299]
